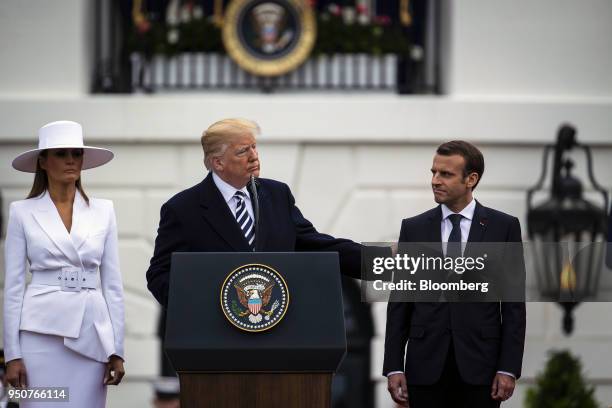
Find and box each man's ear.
[466,172,479,189]
[212,156,224,172]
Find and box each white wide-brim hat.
[12,120,114,173]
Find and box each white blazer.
[3,191,124,363]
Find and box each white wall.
[1,1,612,407]
[0,95,611,144]
[0,0,92,97]
[443,0,612,97]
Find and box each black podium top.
[165,252,347,372]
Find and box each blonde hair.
[201,118,260,170]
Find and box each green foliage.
[312,15,410,55]
[126,24,167,57]
[176,19,223,53]
[525,350,599,408]
[126,14,410,56]
[231,300,243,317]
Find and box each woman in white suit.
[3,121,125,407]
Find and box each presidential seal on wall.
[222,0,316,77]
[220,264,290,332]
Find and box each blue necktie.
[442,213,464,301]
[234,191,255,250]
[447,213,463,258]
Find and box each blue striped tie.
[234,191,255,249]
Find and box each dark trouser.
[407,341,500,408]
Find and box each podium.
[165,252,347,407]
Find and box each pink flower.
[356,4,368,15]
[374,15,391,26]
[328,3,341,16]
[136,19,151,34]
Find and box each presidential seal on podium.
[220,263,290,332]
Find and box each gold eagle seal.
[222,0,316,76]
[220,263,290,332]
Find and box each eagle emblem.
[251,3,294,55]
[221,264,289,332]
[235,276,276,323]
[221,0,316,77]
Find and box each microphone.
[249,175,260,251]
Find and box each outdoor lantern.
[527,124,609,335]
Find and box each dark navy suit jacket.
[383,202,526,385]
[146,172,362,306]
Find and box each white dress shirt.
[212,172,255,221]
[387,198,515,379]
[441,199,476,257]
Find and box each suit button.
[71,278,74,281]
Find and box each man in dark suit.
[146,118,362,306]
[383,141,526,408]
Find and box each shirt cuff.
[497,371,515,379]
[386,371,404,377]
